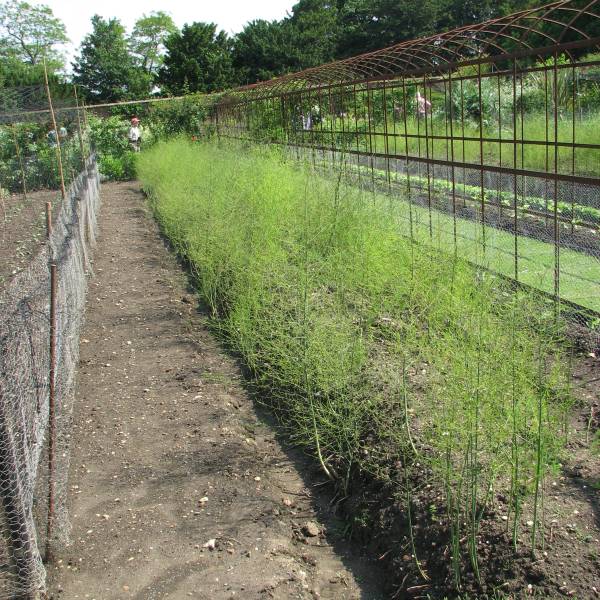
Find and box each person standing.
[416,91,431,117]
[128,117,142,152]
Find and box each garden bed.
[0,188,62,285]
[138,139,600,599]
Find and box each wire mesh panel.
[213,0,600,321]
[0,155,100,598]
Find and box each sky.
[42,0,296,65]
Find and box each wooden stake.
[73,85,86,165]
[43,58,66,200]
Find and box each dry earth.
[0,189,61,285]
[47,181,386,600]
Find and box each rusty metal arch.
[217,0,600,106]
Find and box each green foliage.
[97,151,135,181]
[88,115,136,180]
[232,20,292,85]
[73,15,151,102]
[146,95,208,138]
[337,0,439,58]
[0,121,86,191]
[0,55,60,88]
[129,11,177,75]
[287,0,341,67]
[0,0,68,66]
[158,23,234,94]
[139,139,573,579]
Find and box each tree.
[158,23,234,94]
[232,20,291,85]
[337,0,441,58]
[73,15,151,102]
[0,0,68,66]
[287,0,343,68]
[130,11,177,75]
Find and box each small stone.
[203,539,217,550]
[302,522,320,537]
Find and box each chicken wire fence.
[212,0,600,334]
[1,88,89,204]
[0,153,100,599]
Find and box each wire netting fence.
[212,0,600,325]
[0,151,100,598]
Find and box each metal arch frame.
[213,0,600,317]
[216,0,600,105]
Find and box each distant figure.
[59,125,68,139]
[128,117,142,152]
[311,104,321,126]
[47,129,57,147]
[416,91,431,117]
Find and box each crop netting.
[212,0,600,335]
[0,154,100,598]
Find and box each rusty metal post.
[352,84,362,186]
[512,61,519,282]
[497,73,503,216]
[571,64,577,235]
[46,202,52,240]
[477,62,486,252]
[553,53,561,312]
[401,76,414,245]
[545,68,550,224]
[382,81,391,190]
[45,262,57,562]
[448,71,458,254]
[422,76,433,239]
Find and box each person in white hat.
[128,117,142,152]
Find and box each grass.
[138,138,575,591]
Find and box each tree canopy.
[0,0,579,101]
[72,15,151,102]
[158,23,234,94]
[0,0,67,66]
[130,11,177,75]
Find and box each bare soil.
[343,352,600,599]
[47,181,386,600]
[0,188,61,285]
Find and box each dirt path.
[47,181,385,600]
